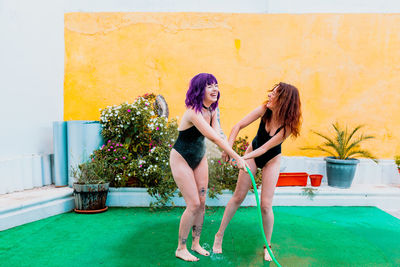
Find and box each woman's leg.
[170,149,201,262]
[260,155,281,261]
[190,157,210,256]
[212,147,257,253]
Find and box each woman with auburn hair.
[212,82,302,261]
[170,73,248,262]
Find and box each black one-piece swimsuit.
[251,119,283,169]
[173,115,212,170]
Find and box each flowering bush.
[95,93,179,206]
[232,136,250,156]
[100,93,157,154]
[91,141,133,187]
[208,136,262,198]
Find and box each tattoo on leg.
[199,187,206,196]
[180,237,187,245]
[193,224,203,237]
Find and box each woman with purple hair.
[170,73,248,262]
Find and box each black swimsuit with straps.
[251,119,283,169]
[173,106,212,170]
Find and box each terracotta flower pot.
[276,172,308,187]
[309,174,323,187]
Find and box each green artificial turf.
[1,207,399,267]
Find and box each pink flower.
[218,160,222,165]
[107,149,110,152]
[145,103,149,106]
[127,109,131,112]
[112,143,115,145]
[113,149,116,152]
[156,127,159,130]
[139,165,142,168]
[110,146,113,148]
[122,156,126,159]
[115,158,118,161]
[108,140,111,143]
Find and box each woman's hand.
[231,157,250,171]
[221,151,230,162]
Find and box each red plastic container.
[276,172,308,187]
[309,174,323,187]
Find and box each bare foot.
[175,248,199,262]
[191,244,210,256]
[264,246,273,262]
[212,233,223,254]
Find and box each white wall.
[269,0,400,13]
[0,0,64,157]
[1,0,399,191]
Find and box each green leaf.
[303,122,376,160]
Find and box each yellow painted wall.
[64,13,400,158]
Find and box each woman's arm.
[221,105,265,163]
[243,127,291,160]
[227,105,266,146]
[188,109,248,169]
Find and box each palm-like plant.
[395,156,400,169]
[302,122,377,162]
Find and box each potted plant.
[72,159,115,213]
[395,156,400,174]
[302,122,377,188]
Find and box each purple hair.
[185,73,220,113]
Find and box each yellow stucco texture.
[64,13,400,158]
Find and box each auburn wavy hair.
[262,82,302,138]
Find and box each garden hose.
[246,166,282,267]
